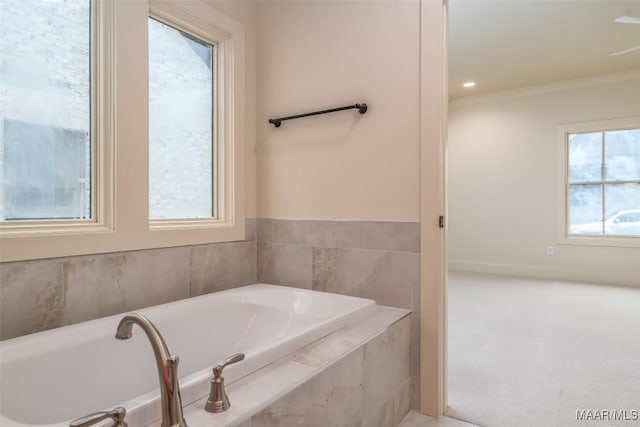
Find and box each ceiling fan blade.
[610,44,640,56]
[615,16,640,24]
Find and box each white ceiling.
[448,0,640,98]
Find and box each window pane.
[605,128,640,181]
[0,0,91,220]
[568,132,602,183]
[604,183,640,236]
[568,184,603,235]
[149,18,214,219]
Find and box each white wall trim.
[449,260,640,287]
[450,69,640,107]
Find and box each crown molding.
[450,69,640,107]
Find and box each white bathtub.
[0,284,375,427]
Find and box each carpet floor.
[447,271,640,427]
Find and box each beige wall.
[255,0,420,221]
[205,0,258,218]
[254,1,447,414]
[448,73,640,287]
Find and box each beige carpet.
[447,271,640,427]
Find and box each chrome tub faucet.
[115,314,187,427]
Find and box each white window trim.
[0,0,246,262]
[556,116,640,249]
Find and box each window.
[559,118,640,246]
[149,18,215,219]
[0,0,246,262]
[0,0,92,221]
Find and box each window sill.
[558,234,640,248]
[0,221,245,262]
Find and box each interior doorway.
[445,1,640,426]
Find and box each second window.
[149,17,216,220]
[567,126,640,237]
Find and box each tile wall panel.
[0,220,257,340]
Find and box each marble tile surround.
[256,219,421,405]
[1,218,421,408]
[2,218,421,427]
[172,307,412,427]
[0,220,257,340]
[1,219,418,335]
[248,311,412,427]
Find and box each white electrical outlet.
[546,246,554,256]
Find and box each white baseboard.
[448,260,639,288]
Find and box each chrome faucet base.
[205,392,230,414]
[205,353,245,413]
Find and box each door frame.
[419,0,448,417]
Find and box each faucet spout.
[115,314,187,427]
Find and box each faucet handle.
[206,353,245,413]
[70,407,127,427]
[212,353,245,379]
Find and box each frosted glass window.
[149,18,214,219]
[567,128,640,237]
[0,0,91,220]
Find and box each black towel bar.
[268,103,368,128]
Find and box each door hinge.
[439,215,445,228]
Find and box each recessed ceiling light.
[463,81,476,88]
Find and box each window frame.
[148,6,220,227]
[556,116,640,248]
[0,0,112,234]
[0,0,246,262]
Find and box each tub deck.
[157,306,411,427]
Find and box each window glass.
[149,18,214,219]
[568,184,603,235]
[3,121,89,220]
[568,132,602,183]
[567,127,640,237]
[605,129,640,181]
[605,183,640,236]
[0,0,91,220]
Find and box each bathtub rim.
[0,284,377,427]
